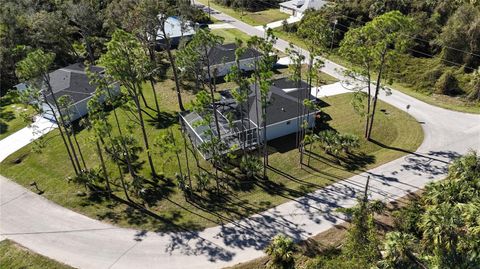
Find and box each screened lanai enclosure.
[180,106,260,159]
[180,77,318,160]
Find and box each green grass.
[0,76,422,232]
[0,240,73,269]
[0,102,33,140]
[211,28,251,43]
[197,0,289,26]
[272,27,480,114]
[389,82,480,114]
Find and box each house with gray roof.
[207,43,264,77]
[280,0,328,17]
[15,63,119,123]
[180,77,318,159]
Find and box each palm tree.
[265,234,296,269]
[420,203,463,268]
[378,232,423,269]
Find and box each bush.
[317,130,359,155]
[265,234,296,269]
[239,155,262,178]
[435,70,460,95]
[338,133,360,154]
[393,200,424,237]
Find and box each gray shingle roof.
[247,77,313,126]
[208,43,262,66]
[43,63,104,105]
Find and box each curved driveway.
[1,5,480,269]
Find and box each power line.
[334,12,480,59]
[331,20,478,72]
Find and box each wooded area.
[283,0,480,103]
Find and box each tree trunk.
[42,92,78,175]
[72,125,87,170]
[106,87,138,180]
[43,75,82,174]
[181,124,192,194]
[84,35,95,64]
[204,51,222,140]
[96,139,111,198]
[149,79,161,115]
[162,27,185,111]
[139,87,149,109]
[147,46,161,116]
[366,52,386,140]
[364,65,372,139]
[65,112,87,170]
[262,95,268,179]
[132,89,157,177]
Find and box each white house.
[15,63,119,123]
[180,78,318,159]
[207,43,264,77]
[279,0,328,17]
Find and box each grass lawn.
[197,0,289,26]
[0,240,73,269]
[0,101,33,140]
[211,28,251,43]
[273,27,480,114]
[0,75,422,232]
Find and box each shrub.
[338,133,360,154]
[317,130,359,155]
[239,155,262,178]
[265,234,296,269]
[195,171,211,192]
[317,130,341,155]
[435,70,460,95]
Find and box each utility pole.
[363,175,370,203]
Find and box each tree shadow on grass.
[370,139,416,155]
[146,111,177,129]
[338,152,376,171]
[0,106,15,134]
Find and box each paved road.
[1,4,480,269]
[0,116,57,162]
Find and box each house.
[279,0,328,17]
[180,77,318,159]
[155,16,196,48]
[208,43,264,77]
[15,63,118,123]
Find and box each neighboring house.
[208,43,264,77]
[15,63,118,123]
[155,16,196,48]
[279,0,328,17]
[180,77,318,159]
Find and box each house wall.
[21,83,121,123]
[280,6,295,15]
[261,112,316,142]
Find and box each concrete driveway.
[0,116,57,163]
[1,3,480,269]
